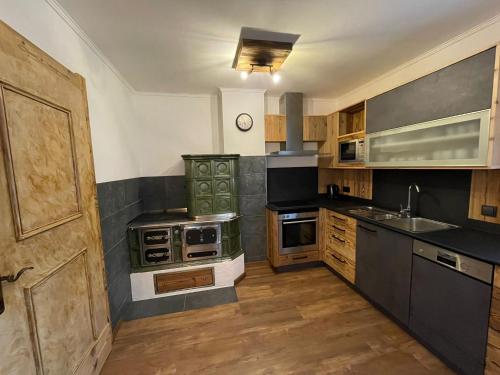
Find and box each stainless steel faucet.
[400,183,420,218]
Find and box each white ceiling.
[57,0,500,98]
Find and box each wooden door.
[0,22,112,374]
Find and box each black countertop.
[267,196,500,265]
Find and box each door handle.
[0,266,33,315]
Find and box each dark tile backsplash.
[141,175,187,212]
[97,177,143,328]
[239,156,267,262]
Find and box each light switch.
[481,205,497,218]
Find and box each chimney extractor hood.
[270,92,317,156]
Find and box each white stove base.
[130,254,245,301]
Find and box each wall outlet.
[481,205,497,218]
[343,186,350,193]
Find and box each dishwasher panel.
[409,254,491,375]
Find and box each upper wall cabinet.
[303,115,327,141]
[366,109,491,167]
[265,114,286,142]
[365,46,500,168]
[366,48,495,134]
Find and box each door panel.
[25,250,94,374]
[0,21,111,375]
[0,85,82,239]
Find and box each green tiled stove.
[127,154,242,272]
[182,154,240,219]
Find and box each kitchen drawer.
[326,236,355,262]
[326,223,356,244]
[324,247,355,284]
[278,250,319,266]
[154,267,214,294]
[325,210,356,231]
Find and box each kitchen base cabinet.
[322,209,357,284]
[410,255,491,375]
[355,222,412,325]
[266,208,319,268]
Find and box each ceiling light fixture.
[270,66,281,84]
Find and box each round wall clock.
[235,113,253,132]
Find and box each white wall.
[265,96,336,115]
[133,93,219,176]
[334,14,500,111]
[1,0,141,183]
[219,89,266,156]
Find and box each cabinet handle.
[330,253,347,264]
[292,255,308,260]
[332,225,345,232]
[331,234,345,243]
[332,216,346,222]
[358,225,377,233]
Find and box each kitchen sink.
[347,206,458,233]
[347,206,399,221]
[382,217,458,233]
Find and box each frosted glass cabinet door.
[366,109,491,167]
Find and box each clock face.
[236,113,253,132]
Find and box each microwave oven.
[339,139,365,163]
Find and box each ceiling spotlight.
[240,71,250,80]
[269,67,281,83]
[272,72,281,84]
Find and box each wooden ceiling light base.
[232,38,294,73]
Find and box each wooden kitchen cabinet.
[303,115,327,141]
[318,112,339,168]
[265,114,286,142]
[321,209,357,284]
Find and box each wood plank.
[101,262,453,375]
[154,268,214,294]
[318,168,372,199]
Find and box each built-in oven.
[182,223,221,261]
[278,211,319,255]
[339,138,365,163]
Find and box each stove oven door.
[278,212,318,255]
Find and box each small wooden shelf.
[339,101,365,137]
[337,130,365,141]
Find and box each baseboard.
[234,271,246,285]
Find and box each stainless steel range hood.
[270,92,317,156]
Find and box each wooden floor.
[102,262,454,374]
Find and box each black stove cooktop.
[266,199,320,212]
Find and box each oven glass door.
[340,141,357,162]
[280,218,317,255]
